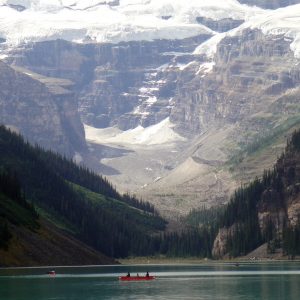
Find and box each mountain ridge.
[1,0,300,215]
[212,129,300,258]
[0,168,115,267]
[0,125,166,262]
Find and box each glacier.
[1,1,300,59]
[1,0,300,59]
[0,0,259,47]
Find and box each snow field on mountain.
[2,1,300,59]
[0,0,260,47]
[84,117,185,146]
[194,4,300,59]
[246,4,300,58]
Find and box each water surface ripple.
[0,262,299,300]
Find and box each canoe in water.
[119,276,155,281]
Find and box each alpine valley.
[1,0,300,262]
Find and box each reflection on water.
[0,262,299,300]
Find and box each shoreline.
[1,256,300,269]
[118,256,300,265]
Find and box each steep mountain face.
[9,36,211,130]
[212,129,300,258]
[238,0,300,9]
[0,168,115,267]
[0,61,86,157]
[0,212,116,267]
[133,26,300,214]
[171,29,300,135]
[0,126,166,260]
[1,0,300,215]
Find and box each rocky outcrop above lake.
[212,130,300,258]
[238,0,300,9]
[0,62,86,156]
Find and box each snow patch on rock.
[84,117,185,146]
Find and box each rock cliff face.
[9,35,211,130]
[2,0,300,216]
[5,24,300,215]
[238,0,300,9]
[139,28,300,214]
[212,131,300,258]
[17,28,298,143]
[172,29,299,133]
[0,62,86,156]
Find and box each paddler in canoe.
[119,271,154,281]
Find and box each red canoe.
[119,276,155,281]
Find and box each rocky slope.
[0,162,115,267]
[0,218,116,267]
[212,129,300,258]
[1,1,300,215]
[0,61,86,157]
[135,26,300,214]
[0,125,167,263]
[238,0,300,9]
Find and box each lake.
[0,262,300,299]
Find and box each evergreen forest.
[1,125,300,261]
[217,129,300,257]
[0,125,165,257]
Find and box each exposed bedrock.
[4,26,300,214]
[0,62,86,156]
[9,35,211,131]
[238,0,300,9]
[171,29,300,138]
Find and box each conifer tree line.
[0,169,38,248]
[0,218,10,249]
[0,170,24,206]
[0,125,165,257]
[0,125,220,258]
[1,125,300,259]
[218,129,300,257]
[156,227,215,257]
[33,144,157,214]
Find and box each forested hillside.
[213,129,300,258]
[0,170,39,249]
[0,126,166,259]
[2,125,300,262]
[0,125,217,262]
[0,169,115,267]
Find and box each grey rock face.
[10,35,211,131]
[171,29,300,138]
[4,25,300,214]
[196,17,244,33]
[7,4,26,11]
[238,0,300,9]
[141,28,300,214]
[0,62,86,156]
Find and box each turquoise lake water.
[0,262,300,299]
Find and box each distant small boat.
[119,276,155,281]
[47,270,56,276]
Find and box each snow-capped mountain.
[0,0,300,54]
[1,0,300,215]
[0,0,247,46]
